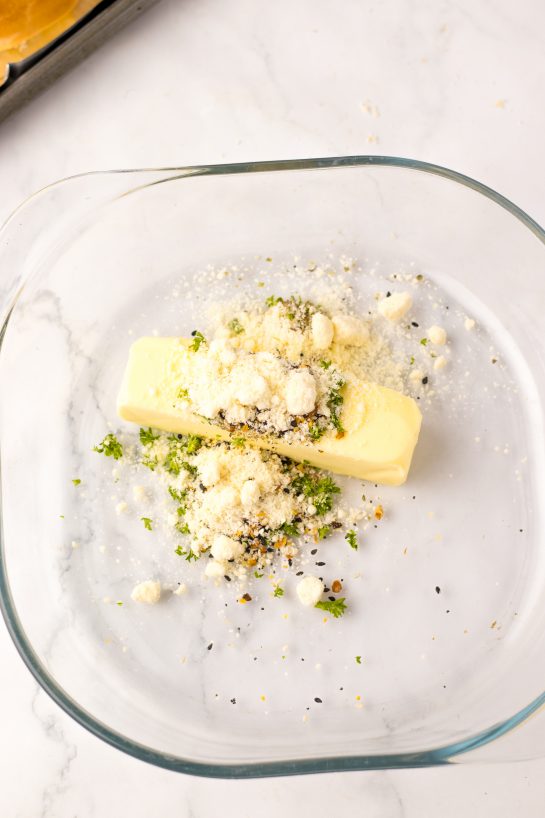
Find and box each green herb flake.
[317,525,331,540]
[409,356,415,365]
[254,570,264,579]
[291,472,340,516]
[168,486,187,504]
[93,433,123,460]
[231,436,246,448]
[315,598,347,618]
[265,295,283,308]
[355,655,362,664]
[116,601,123,607]
[177,387,189,399]
[72,478,81,486]
[186,435,202,455]
[319,359,332,370]
[228,318,244,335]
[273,585,284,597]
[420,337,428,346]
[185,548,199,562]
[141,517,153,531]
[309,423,324,441]
[327,380,345,434]
[345,529,358,550]
[189,330,206,351]
[139,427,159,446]
[281,521,300,538]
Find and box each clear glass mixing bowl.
[1,157,545,777]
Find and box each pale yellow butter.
[117,338,422,486]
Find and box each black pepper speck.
[207,643,213,650]
[314,697,323,703]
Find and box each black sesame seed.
[386,291,391,297]
[411,321,419,327]
[435,586,441,594]
[422,376,428,385]
[224,575,231,582]
[311,548,318,555]
[230,698,236,704]
[296,571,304,576]
[316,561,326,566]
[328,596,335,602]
[207,643,213,651]
[314,697,323,703]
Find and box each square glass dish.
[1,157,545,777]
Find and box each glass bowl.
[1,157,545,778]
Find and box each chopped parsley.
[139,427,159,446]
[231,436,246,448]
[168,486,186,504]
[281,521,300,538]
[317,525,331,540]
[327,380,345,434]
[189,330,206,351]
[345,529,358,550]
[72,478,81,486]
[254,570,264,578]
[175,545,198,560]
[355,655,362,664]
[420,337,428,346]
[291,471,340,516]
[315,598,347,618]
[93,433,123,460]
[141,517,153,531]
[309,422,325,441]
[273,585,284,597]
[228,317,244,335]
[177,387,189,399]
[265,295,283,307]
[319,359,332,370]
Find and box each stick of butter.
[117,338,422,486]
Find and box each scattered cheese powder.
[131,580,161,604]
[464,317,476,331]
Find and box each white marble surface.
[1,0,545,814]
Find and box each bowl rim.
[1,154,545,778]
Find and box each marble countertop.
[1,0,544,814]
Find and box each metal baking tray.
[0,0,159,124]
